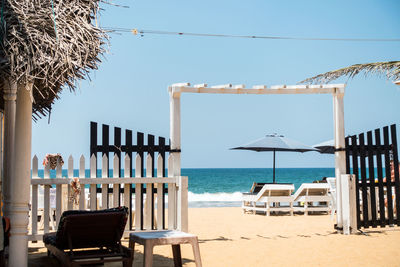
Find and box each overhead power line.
[102,27,400,42]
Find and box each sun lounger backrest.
[257,184,294,198]
[55,207,128,250]
[293,183,330,200]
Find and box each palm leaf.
[300,61,400,84]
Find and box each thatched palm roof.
[0,0,108,119]
[300,61,400,85]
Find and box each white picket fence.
[29,153,187,242]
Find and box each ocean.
[36,168,335,208]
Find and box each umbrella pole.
[273,150,276,183]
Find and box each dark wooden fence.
[345,124,400,229]
[90,121,172,230]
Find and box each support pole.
[2,79,17,218]
[333,88,346,230]
[8,84,33,267]
[169,86,187,232]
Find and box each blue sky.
[32,0,400,168]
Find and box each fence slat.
[43,184,50,234]
[113,154,120,208]
[350,135,361,229]
[32,155,38,178]
[358,133,370,227]
[55,158,62,227]
[367,131,377,227]
[383,126,394,224]
[114,127,122,206]
[67,156,74,210]
[124,154,131,231]
[390,124,400,225]
[135,154,142,230]
[90,154,97,210]
[101,154,108,209]
[79,155,86,210]
[157,154,164,230]
[137,132,144,229]
[31,184,38,235]
[168,154,176,230]
[374,129,386,227]
[125,129,133,230]
[145,154,153,230]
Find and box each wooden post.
[333,87,346,230]
[2,79,17,218]
[8,83,32,267]
[135,155,142,230]
[349,174,357,234]
[79,155,86,210]
[167,155,176,230]
[341,174,350,234]
[169,85,187,231]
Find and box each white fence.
[29,153,187,242]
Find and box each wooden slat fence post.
[167,154,176,230]
[43,162,50,233]
[135,155,142,230]
[31,155,38,236]
[383,126,394,225]
[390,124,400,225]
[55,158,62,227]
[367,131,377,227]
[375,129,386,227]
[79,155,86,210]
[90,154,97,210]
[113,154,120,208]
[145,154,153,230]
[67,155,74,210]
[156,154,164,230]
[114,126,122,206]
[124,154,131,231]
[101,154,108,209]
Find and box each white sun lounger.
[293,183,331,215]
[326,177,337,220]
[242,184,295,216]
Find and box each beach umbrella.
[312,140,335,154]
[231,134,318,183]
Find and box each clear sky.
[32,0,400,168]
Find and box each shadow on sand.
[28,249,195,267]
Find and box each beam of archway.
[168,82,346,232]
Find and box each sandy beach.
[28,207,400,267]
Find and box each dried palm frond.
[300,61,400,84]
[0,0,109,118]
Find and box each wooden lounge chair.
[43,207,133,267]
[293,183,331,215]
[242,183,295,216]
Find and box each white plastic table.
[129,230,202,267]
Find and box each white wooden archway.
[168,82,351,234]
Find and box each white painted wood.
[90,154,97,210]
[113,154,120,208]
[233,84,245,89]
[156,154,163,230]
[252,85,267,89]
[169,84,345,96]
[349,174,357,234]
[31,177,178,185]
[44,185,50,233]
[32,155,38,177]
[341,174,350,235]
[124,154,131,230]
[135,154,142,230]
[177,176,188,232]
[101,154,108,209]
[9,83,32,267]
[194,83,207,88]
[55,158,62,227]
[334,92,346,229]
[145,154,153,230]
[2,79,18,221]
[167,154,176,230]
[67,155,74,210]
[79,155,85,210]
[211,84,232,88]
[31,184,38,235]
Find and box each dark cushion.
[43,206,128,250]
